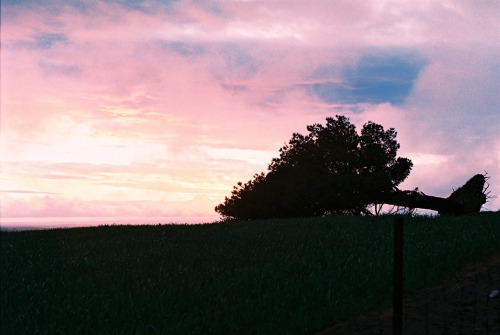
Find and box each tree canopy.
[215,115,413,220]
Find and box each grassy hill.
[1,213,499,334]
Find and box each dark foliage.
[215,115,413,220]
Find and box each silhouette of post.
[393,217,404,335]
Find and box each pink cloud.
[0,193,218,219]
[1,0,499,220]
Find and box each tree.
[215,115,413,220]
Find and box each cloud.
[394,44,500,205]
[1,0,499,220]
[0,193,218,218]
[38,60,82,77]
[0,190,60,195]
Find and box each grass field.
[1,213,499,334]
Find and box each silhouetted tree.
[215,115,413,220]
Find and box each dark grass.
[1,213,499,334]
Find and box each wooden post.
[393,217,404,335]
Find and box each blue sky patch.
[216,44,259,80]
[33,33,68,49]
[2,0,177,11]
[3,0,87,11]
[310,51,426,105]
[166,42,206,57]
[12,32,69,50]
[116,0,179,11]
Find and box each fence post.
[393,217,404,335]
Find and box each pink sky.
[1,0,499,222]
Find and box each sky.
[1,0,499,223]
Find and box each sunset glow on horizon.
[1,0,499,222]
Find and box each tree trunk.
[375,174,488,215]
